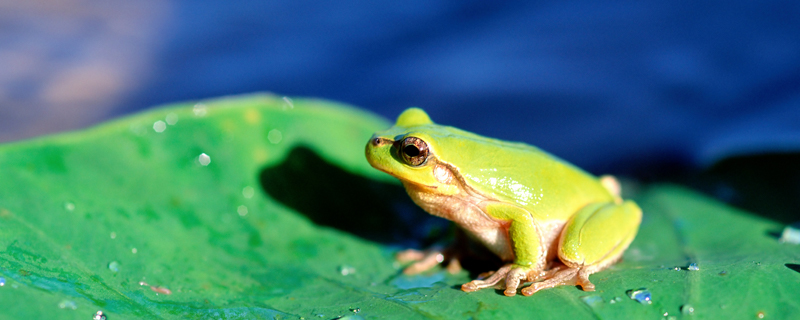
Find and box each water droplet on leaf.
[268,129,283,144]
[339,265,356,276]
[237,205,248,217]
[687,263,699,271]
[198,153,211,166]
[626,288,652,304]
[153,120,166,133]
[681,304,695,315]
[93,310,107,320]
[242,186,255,199]
[193,103,208,117]
[64,202,75,211]
[108,261,120,272]
[581,295,603,307]
[58,300,77,310]
[779,222,800,244]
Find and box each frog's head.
[365,108,460,195]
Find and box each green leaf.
[1,94,798,319]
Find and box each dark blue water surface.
[1,1,799,175]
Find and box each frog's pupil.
[404,145,420,157]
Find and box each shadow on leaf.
[259,146,444,244]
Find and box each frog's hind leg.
[521,201,641,296]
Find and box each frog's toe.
[397,246,450,274]
[398,245,466,275]
[461,264,512,292]
[502,267,530,296]
[396,248,427,263]
[576,269,595,291]
[520,267,580,296]
[402,252,445,275]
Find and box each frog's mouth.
[366,136,443,190]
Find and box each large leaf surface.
[0,94,798,319]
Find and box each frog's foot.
[397,246,462,275]
[520,267,595,296]
[462,264,544,296]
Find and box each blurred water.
[1,0,798,174]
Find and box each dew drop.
[93,310,107,320]
[64,202,75,211]
[58,300,78,310]
[687,263,700,271]
[193,103,208,117]
[108,261,120,272]
[719,270,728,276]
[242,186,255,199]
[780,222,800,244]
[339,265,356,276]
[198,153,211,166]
[681,304,695,315]
[626,288,652,305]
[581,295,603,307]
[237,205,248,217]
[350,308,360,313]
[0,277,5,287]
[268,129,283,144]
[282,96,294,109]
[110,232,116,239]
[756,311,766,319]
[131,248,138,254]
[165,113,179,125]
[153,120,166,133]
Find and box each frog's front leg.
[396,228,469,275]
[461,202,546,296]
[520,201,641,296]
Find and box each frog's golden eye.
[400,136,429,166]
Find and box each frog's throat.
[400,177,516,261]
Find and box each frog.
[364,108,642,296]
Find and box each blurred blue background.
[1,0,799,176]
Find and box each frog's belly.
[403,183,515,261]
[403,182,570,263]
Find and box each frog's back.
[428,125,614,220]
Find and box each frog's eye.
[400,136,429,166]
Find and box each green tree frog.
[365,108,642,296]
